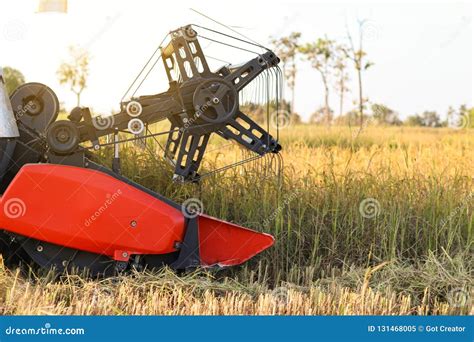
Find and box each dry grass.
[0,262,470,315]
[1,125,472,315]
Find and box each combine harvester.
[0,25,283,275]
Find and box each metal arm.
[45,25,282,181]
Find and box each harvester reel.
[10,83,59,134]
[0,24,281,276]
[193,78,238,124]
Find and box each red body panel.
[0,164,185,258]
[0,164,274,266]
[198,215,274,267]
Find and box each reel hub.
[193,78,238,124]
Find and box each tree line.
[270,22,473,128]
[3,35,473,129]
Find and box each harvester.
[0,25,283,275]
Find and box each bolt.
[130,220,137,228]
[62,260,68,267]
[36,245,43,252]
[122,252,128,258]
[212,97,220,104]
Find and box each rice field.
[0,125,472,315]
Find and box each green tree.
[333,109,360,126]
[421,111,442,127]
[300,37,335,125]
[458,104,471,128]
[468,107,474,128]
[57,46,90,107]
[310,106,334,124]
[333,44,350,118]
[405,114,424,127]
[405,111,442,127]
[344,20,374,127]
[2,66,25,95]
[271,32,301,114]
[242,100,301,125]
[371,103,401,126]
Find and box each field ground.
[0,126,472,315]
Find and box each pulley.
[193,78,238,124]
[46,120,80,155]
[10,83,59,134]
[128,118,145,135]
[126,101,143,117]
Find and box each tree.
[271,32,301,114]
[57,46,90,107]
[240,100,301,126]
[468,107,474,129]
[420,111,442,127]
[310,106,334,124]
[333,44,350,117]
[447,104,473,129]
[299,37,335,125]
[405,111,442,127]
[2,66,25,95]
[457,104,471,128]
[333,109,360,126]
[241,103,266,123]
[371,103,401,126]
[344,20,374,127]
[405,114,424,127]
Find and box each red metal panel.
[0,164,185,258]
[0,164,274,267]
[198,214,274,267]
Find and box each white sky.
[0,0,472,120]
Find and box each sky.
[0,0,472,121]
